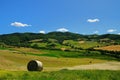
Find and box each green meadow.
[0,70,120,80]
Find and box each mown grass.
[0,49,107,71]
[95,45,120,51]
[0,46,115,62]
[25,49,118,61]
[0,70,120,80]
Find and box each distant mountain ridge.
[0,32,120,46]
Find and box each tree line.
[0,32,120,47]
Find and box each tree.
[47,43,57,49]
[32,44,39,49]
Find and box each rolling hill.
[0,32,120,47]
[0,32,120,80]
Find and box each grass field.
[0,47,120,80]
[0,48,108,71]
[11,47,118,61]
[0,70,120,80]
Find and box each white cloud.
[118,33,120,35]
[93,31,99,34]
[57,28,69,32]
[75,32,79,34]
[87,19,100,23]
[11,22,31,27]
[107,29,117,33]
[39,31,45,34]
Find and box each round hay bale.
[27,60,43,71]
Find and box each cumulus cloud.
[93,30,99,34]
[87,19,100,23]
[107,29,117,33]
[11,22,31,27]
[39,31,46,34]
[56,28,69,32]
[118,33,120,35]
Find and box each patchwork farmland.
[0,32,120,80]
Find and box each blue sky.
[0,0,120,34]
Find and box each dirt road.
[44,61,120,71]
[67,61,120,70]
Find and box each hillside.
[0,32,120,80]
[0,32,120,60]
[0,32,120,47]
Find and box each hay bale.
[27,60,43,71]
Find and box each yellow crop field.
[95,45,120,51]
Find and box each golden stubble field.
[0,48,108,71]
[95,45,120,51]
